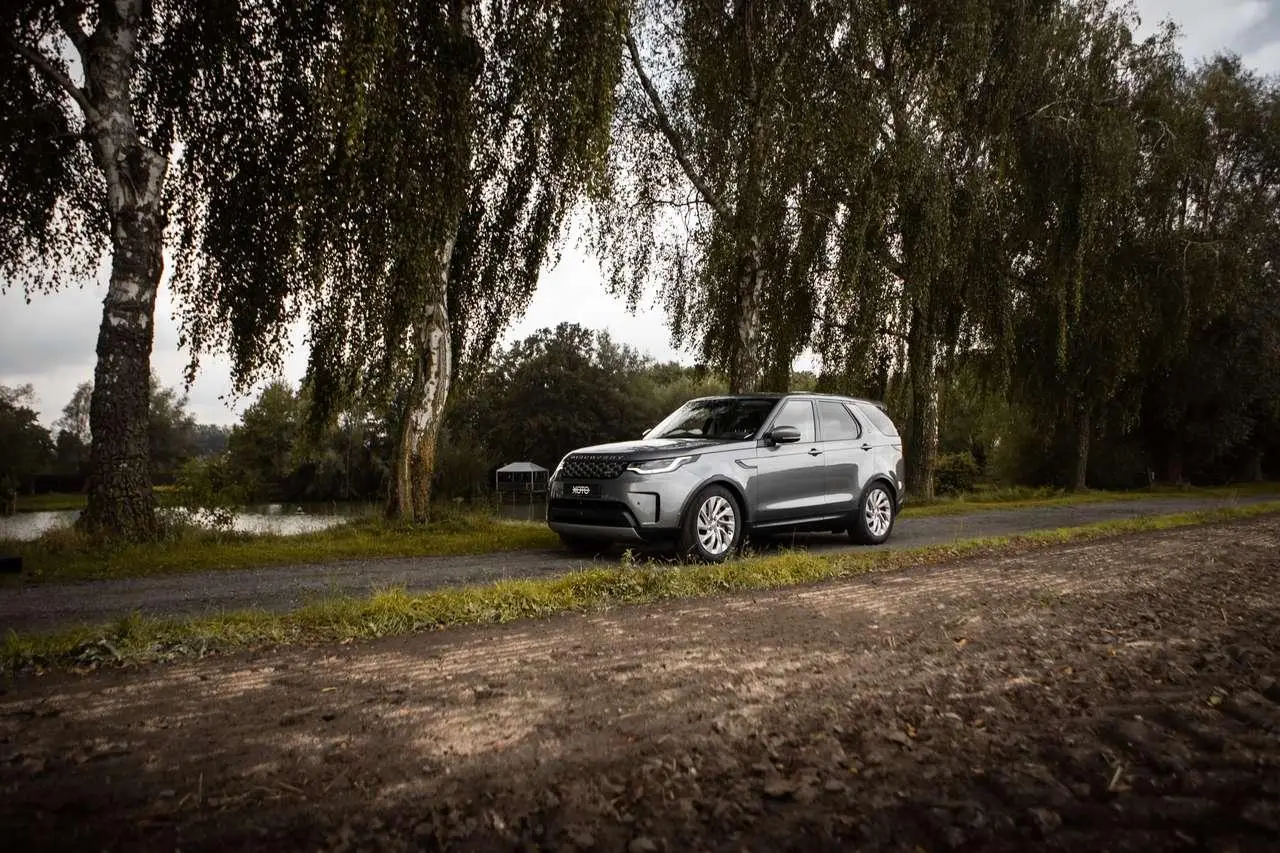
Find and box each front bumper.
[546,470,697,542]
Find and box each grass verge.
[3,513,560,584]
[12,492,90,512]
[13,487,186,512]
[6,501,1279,675]
[900,481,1280,518]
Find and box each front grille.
[561,454,628,480]
[548,499,635,528]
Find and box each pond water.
[0,503,382,542]
[0,496,551,542]
[494,497,548,523]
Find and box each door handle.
[860,443,872,451]
[808,448,823,456]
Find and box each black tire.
[677,485,744,563]
[559,534,603,556]
[849,481,896,545]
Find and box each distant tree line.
[0,379,228,501]
[3,1,1278,536]
[5,307,1276,515]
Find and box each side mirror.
[641,425,654,438]
[768,425,802,445]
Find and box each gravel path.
[3,517,1280,851]
[0,494,1274,634]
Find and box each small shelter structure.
[494,461,549,495]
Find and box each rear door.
[753,398,826,523]
[816,400,866,513]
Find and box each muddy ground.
[3,517,1280,852]
[4,493,1278,634]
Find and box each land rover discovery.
[546,393,906,561]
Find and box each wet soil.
[2,516,1280,851]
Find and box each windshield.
[647,397,779,441]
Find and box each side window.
[856,402,900,437]
[818,401,862,441]
[771,399,816,444]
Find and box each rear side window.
[856,402,899,437]
[771,399,816,443]
[818,400,861,441]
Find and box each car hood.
[567,437,751,460]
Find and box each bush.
[935,451,982,496]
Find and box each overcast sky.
[4,0,1280,427]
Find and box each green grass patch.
[7,501,1279,675]
[12,492,89,512]
[901,481,1280,518]
[12,487,190,512]
[2,511,559,584]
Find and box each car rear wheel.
[678,485,743,563]
[849,482,895,545]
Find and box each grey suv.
[546,393,906,561]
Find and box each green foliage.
[599,0,871,387]
[147,376,198,482]
[173,456,249,531]
[0,3,105,293]
[441,322,729,495]
[172,1,625,421]
[40,377,200,485]
[935,452,982,497]
[0,384,53,504]
[225,380,300,499]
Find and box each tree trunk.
[77,0,167,540]
[385,0,478,522]
[904,304,938,501]
[1072,406,1090,492]
[727,240,763,394]
[388,277,453,522]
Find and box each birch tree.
[598,0,864,393]
[813,0,1036,500]
[1,0,328,538]
[175,0,624,521]
[3,0,173,537]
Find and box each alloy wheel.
[865,487,893,538]
[696,495,737,557]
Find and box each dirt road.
[2,493,1276,634]
[2,516,1279,851]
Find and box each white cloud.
[1135,0,1280,71]
[1246,38,1280,72]
[506,241,683,362]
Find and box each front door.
[754,398,826,523]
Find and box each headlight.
[550,456,567,481]
[626,455,695,475]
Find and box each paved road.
[1,494,1274,634]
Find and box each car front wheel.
[850,482,896,545]
[678,486,743,563]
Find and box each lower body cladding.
[547,476,689,543]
